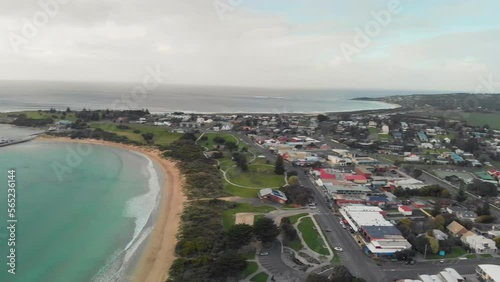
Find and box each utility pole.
[424,244,428,259]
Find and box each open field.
[203,133,240,150]
[90,123,181,145]
[297,217,329,256]
[235,213,255,225]
[222,203,276,229]
[288,213,308,224]
[223,183,261,198]
[1,110,78,121]
[226,164,285,188]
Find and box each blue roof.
[417,131,428,141]
[368,196,388,202]
[362,225,402,238]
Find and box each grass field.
[286,237,304,252]
[5,110,79,121]
[240,262,258,280]
[203,133,240,150]
[223,183,261,198]
[250,272,269,282]
[226,164,285,188]
[297,217,329,256]
[462,112,500,129]
[90,123,181,145]
[222,203,276,230]
[288,213,308,224]
[426,246,467,259]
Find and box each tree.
[475,215,495,223]
[142,132,154,143]
[476,200,491,216]
[317,114,329,123]
[306,274,329,282]
[415,235,430,253]
[282,185,313,206]
[210,252,247,278]
[394,249,417,261]
[225,141,238,152]
[66,107,71,112]
[253,217,280,243]
[327,265,355,282]
[288,175,299,186]
[213,136,226,144]
[455,186,467,202]
[431,198,442,217]
[441,189,451,198]
[274,155,285,175]
[412,169,422,178]
[427,236,439,254]
[494,237,500,248]
[227,224,253,249]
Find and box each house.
[446,206,478,221]
[355,166,372,178]
[258,188,287,204]
[447,221,468,238]
[345,174,368,184]
[463,234,498,254]
[398,205,412,216]
[475,264,500,282]
[432,229,448,241]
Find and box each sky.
[0,0,499,92]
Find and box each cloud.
[0,0,498,91]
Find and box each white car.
[334,247,343,252]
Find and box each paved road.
[380,257,499,280]
[258,239,306,281]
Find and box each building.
[258,188,287,204]
[462,234,498,254]
[398,268,465,282]
[446,206,477,221]
[432,229,449,241]
[355,166,373,178]
[447,221,468,238]
[476,264,500,282]
[398,205,413,216]
[340,205,410,257]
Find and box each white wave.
[91,154,162,282]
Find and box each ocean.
[0,130,161,282]
[0,81,433,114]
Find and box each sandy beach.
[36,136,186,282]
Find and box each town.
[1,104,500,282]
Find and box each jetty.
[0,135,37,148]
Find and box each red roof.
[345,175,367,181]
[320,169,335,179]
[399,205,412,211]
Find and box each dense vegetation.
[162,133,227,199]
[169,199,247,282]
[12,114,53,127]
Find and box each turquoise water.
[0,141,160,282]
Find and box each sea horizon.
[0,81,452,114]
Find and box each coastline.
[36,136,186,282]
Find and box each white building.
[463,234,498,254]
[476,264,500,282]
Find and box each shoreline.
[36,136,186,282]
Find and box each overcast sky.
[1,0,499,91]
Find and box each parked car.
[334,247,343,252]
[259,251,269,256]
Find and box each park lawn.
[297,217,330,256]
[226,164,285,188]
[204,133,240,150]
[286,237,304,252]
[480,254,493,258]
[223,183,261,198]
[240,262,259,279]
[222,203,276,230]
[288,213,308,224]
[369,127,379,134]
[14,110,78,121]
[462,112,500,130]
[250,272,269,282]
[465,254,476,259]
[90,123,181,145]
[426,246,467,259]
